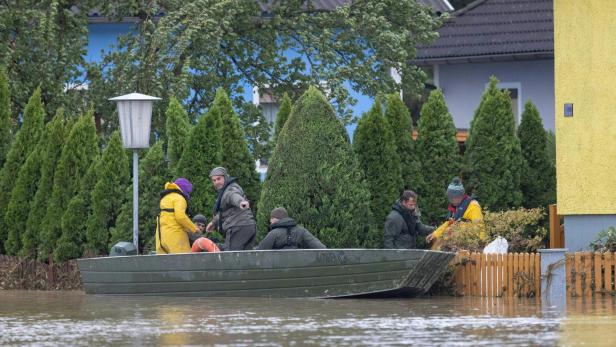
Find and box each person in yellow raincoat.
[427,177,485,250]
[155,178,204,254]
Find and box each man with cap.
[384,190,435,249]
[156,178,205,254]
[427,177,485,249]
[256,207,326,250]
[206,167,257,250]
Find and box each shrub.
[589,227,616,253]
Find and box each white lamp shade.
[109,93,161,149]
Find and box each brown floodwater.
[1,291,615,346]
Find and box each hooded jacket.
[256,217,326,250]
[384,201,434,249]
[155,182,198,254]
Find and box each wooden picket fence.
[566,251,616,297]
[451,251,540,297]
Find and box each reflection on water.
[1,291,615,346]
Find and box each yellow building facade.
[555,0,616,249]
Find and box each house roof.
[413,0,553,64]
[83,1,454,23]
[258,1,454,14]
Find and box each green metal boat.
[77,249,454,298]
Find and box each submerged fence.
[566,252,616,297]
[451,251,540,297]
[451,251,616,298]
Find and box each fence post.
[539,249,568,311]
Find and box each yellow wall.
[555,0,616,215]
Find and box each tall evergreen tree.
[354,97,402,232]
[165,97,191,173]
[22,109,68,257]
[238,102,272,162]
[257,87,372,248]
[0,67,12,169]
[176,106,223,215]
[213,89,260,205]
[517,101,556,208]
[464,76,523,211]
[54,156,99,262]
[0,87,45,253]
[385,93,422,190]
[416,89,461,225]
[39,113,98,261]
[272,92,292,145]
[109,141,171,252]
[84,131,130,256]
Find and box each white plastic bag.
[483,236,508,254]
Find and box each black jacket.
[256,218,326,250]
[384,201,434,249]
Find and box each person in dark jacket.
[256,207,326,250]
[384,190,435,249]
[206,167,257,250]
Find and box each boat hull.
[77,249,453,298]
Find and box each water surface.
[1,291,615,346]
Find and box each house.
[555,0,616,251]
[413,0,554,140]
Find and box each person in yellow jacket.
[427,177,485,250]
[156,178,204,254]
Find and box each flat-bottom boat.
[77,249,454,298]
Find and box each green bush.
[257,86,373,247]
[165,97,191,174]
[440,207,547,253]
[518,101,555,208]
[354,97,402,229]
[84,131,130,256]
[272,92,292,145]
[176,102,223,214]
[416,89,461,225]
[22,109,69,257]
[385,93,422,191]
[589,227,616,253]
[215,89,260,206]
[39,113,99,261]
[0,67,12,170]
[54,157,99,262]
[0,87,45,253]
[464,76,523,211]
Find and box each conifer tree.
[165,97,191,173]
[0,87,44,253]
[464,76,523,211]
[109,141,170,252]
[353,97,403,237]
[0,67,12,170]
[416,89,462,225]
[175,106,223,215]
[84,131,130,256]
[272,92,292,145]
[385,93,422,191]
[22,109,68,257]
[213,89,260,205]
[39,113,98,261]
[257,87,372,248]
[517,101,556,208]
[54,157,99,262]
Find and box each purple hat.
[174,178,193,199]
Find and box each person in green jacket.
[256,207,326,250]
[384,190,435,249]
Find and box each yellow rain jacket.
[155,182,197,254]
[431,199,485,250]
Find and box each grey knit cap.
[270,207,289,219]
[192,214,207,224]
[446,177,465,198]
[209,166,228,178]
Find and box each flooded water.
[1,291,615,346]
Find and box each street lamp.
[109,93,161,253]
